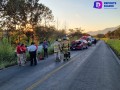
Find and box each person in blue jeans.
[43,40,48,58]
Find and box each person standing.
[62,37,70,61]
[54,39,61,62]
[16,43,23,66]
[58,39,63,60]
[21,44,27,64]
[28,42,37,66]
[43,40,48,58]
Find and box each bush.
[48,44,54,55]
[0,38,16,69]
[103,38,120,57]
[106,39,120,56]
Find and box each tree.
[96,34,105,38]
[35,26,55,41]
[105,31,112,38]
[0,0,53,43]
[69,28,83,39]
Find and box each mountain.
[87,25,120,35]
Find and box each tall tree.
[0,0,53,43]
[69,28,83,38]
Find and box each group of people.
[16,40,49,66]
[16,37,70,66]
[53,37,70,62]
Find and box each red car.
[70,40,84,50]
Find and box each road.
[0,41,120,90]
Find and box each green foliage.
[105,27,120,39]
[107,40,120,55]
[0,38,16,68]
[101,38,109,42]
[0,0,54,44]
[104,39,120,56]
[35,26,55,41]
[48,45,54,55]
[96,34,105,38]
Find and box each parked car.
[80,39,88,49]
[70,40,84,50]
[91,38,97,44]
[86,38,92,46]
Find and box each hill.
[87,25,120,35]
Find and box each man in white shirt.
[28,42,37,66]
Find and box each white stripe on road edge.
[26,52,80,90]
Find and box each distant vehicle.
[91,38,95,44]
[80,36,97,46]
[87,40,92,46]
[86,37,93,46]
[81,36,93,46]
[92,38,97,44]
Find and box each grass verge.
[102,38,120,58]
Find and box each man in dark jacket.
[43,40,48,58]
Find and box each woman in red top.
[16,43,23,66]
[21,44,27,64]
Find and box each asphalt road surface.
[0,40,120,90]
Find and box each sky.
[39,0,120,32]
